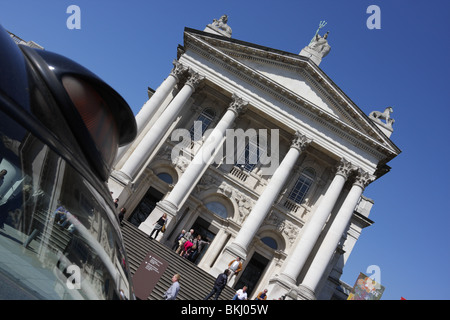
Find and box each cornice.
[182,30,400,162]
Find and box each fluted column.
[278,159,354,287]
[299,169,374,297]
[227,132,312,259]
[119,70,204,182]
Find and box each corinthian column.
[138,94,247,235]
[116,61,187,161]
[135,60,187,134]
[299,169,374,298]
[226,132,312,260]
[278,159,354,288]
[119,70,204,182]
[166,94,247,209]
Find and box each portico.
[108,16,400,300]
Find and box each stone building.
[108,16,400,300]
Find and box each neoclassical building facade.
[108,17,400,300]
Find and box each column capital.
[185,70,205,92]
[290,131,312,152]
[335,158,354,180]
[169,60,188,82]
[353,169,375,190]
[228,93,248,115]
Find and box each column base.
[109,169,132,186]
[297,284,317,300]
[266,274,316,300]
[266,275,298,300]
[210,243,248,286]
[224,242,248,262]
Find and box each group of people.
[105,198,270,301]
[164,268,268,301]
[53,205,78,233]
[172,228,210,263]
[113,203,212,265]
[203,256,268,300]
[203,265,268,300]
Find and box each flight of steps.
[29,209,72,253]
[120,220,235,300]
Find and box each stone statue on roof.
[204,14,232,38]
[299,21,331,66]
[308,31,331,58]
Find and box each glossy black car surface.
[0,24,137,299]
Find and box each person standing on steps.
[204,269,230,300]
[172,229,186,250]
[149,213,167,239]
[163,274,181,300]
[227,256,243,283]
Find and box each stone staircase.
[120,220,235,300]
[28,209,72,253]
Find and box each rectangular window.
[288,175,313,204]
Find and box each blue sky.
[1,0,449,300]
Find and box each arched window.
[288,167,315,204]
[261,237,278,250]
[157,172,173,184]
[205,201,228,219]
[189,108,215,141]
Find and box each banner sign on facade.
[132,251,169,300]
[347,272,385,300]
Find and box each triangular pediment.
[182,28,400,160]
[229,54,355,125]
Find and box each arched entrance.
[189,217,215,264]
[128,187,164,227]
[184,195,234,265]
[233,235,280,296]
[233,252,269,297]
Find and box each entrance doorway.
[128,187,164,227]
[234,252,269,297]
[189,217,216,264]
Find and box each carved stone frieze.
[264,212,300,246]
[234,190,253,223]
[196,173,218,192]
[218,182,233,198]
[174,156,189,173]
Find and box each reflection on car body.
[0,24,137,299]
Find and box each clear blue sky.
[1,0,449,300]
